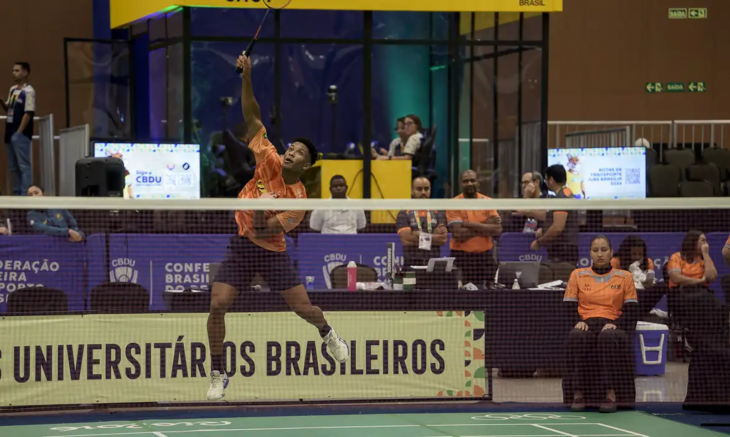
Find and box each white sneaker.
[323,327,350,363]
[207,370,229,401]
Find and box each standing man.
[2,63,35,195]
[310,175,366,234]
[447,170,502,287]
[397,176,448,268]
[531,164,579,265]
[514,170,545,234]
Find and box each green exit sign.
[688,82,707,93]
[646,82,663,93]
[689,8,708,19]
[666,82,685,93]
[668,8,687,19]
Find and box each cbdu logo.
[110,258,139,283]
[323,253,347,289]
[136,174,162,185]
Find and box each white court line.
[43,424,421,437]
[596,423,649,437]
[433,423,600,427]
[531,424,577,437]
[43,422,647,437]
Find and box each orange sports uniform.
[666,252,705,288]
[446,193,499,253]
[610,257,655,271]
[564,268,638,321]
[235,127,306,252]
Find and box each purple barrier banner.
[3,231,727,312]
[101,234,295,310]
[0,236,89,312]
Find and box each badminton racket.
[235,0,293,75]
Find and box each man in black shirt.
[396,177,448,268]
[531,164,579,265]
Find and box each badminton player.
[206,53,350,401]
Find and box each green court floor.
[0,411,724,437]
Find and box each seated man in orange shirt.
[667,230,718,288]
[446,170,502,287]
[564,235,638,414]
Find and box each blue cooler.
[634,321,668,376]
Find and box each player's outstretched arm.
[237,54,265,140]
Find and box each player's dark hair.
[15,62,31,74]
[330,174,346,185]
[292,137,318,166]
[591,235,612,250]
[615,235,648,271]
[405,114,424,133]
[394,117,406,131]
[27,184,44,194]
[680,230,704,261]
[545,164,567,184]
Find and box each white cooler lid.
[636,321,669,331]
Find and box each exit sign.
[666,82,685,93]
[688,82,707,93]
[668,8,687,19]
[689,8,708,19]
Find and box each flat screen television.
[93,143,201,199]
[547,147,647,199]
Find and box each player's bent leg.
[206,281,239,401]
[279,284,350,363]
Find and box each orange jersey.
[446,193,499,253]
[564,268,638,321]
[610,257,655,271]
[235,127,306,252]
[666,252,705,288]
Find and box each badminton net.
[0,196,728,408]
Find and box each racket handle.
[235,40,258,75]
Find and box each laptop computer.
[497,262,541,289]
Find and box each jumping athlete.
[206,53,350,401]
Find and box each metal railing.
[673,120,730,150]
[518,120,730,165]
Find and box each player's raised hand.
[237,53,252,77]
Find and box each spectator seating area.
[648,146,730,197]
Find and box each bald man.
[446,170,502,287]
[397,177,448,268]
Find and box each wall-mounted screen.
[93,143,201,199]
[547,147,647,199]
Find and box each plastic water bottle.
[347,261,357,291]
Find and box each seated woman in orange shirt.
[667,230,718,288]
[564,235,638,414]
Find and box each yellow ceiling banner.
[111,0,562,28]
